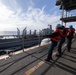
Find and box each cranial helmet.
[56,24,62,28]
[69,25,73,29]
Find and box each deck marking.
[23,52,57,75]
[23,44,67,75]
[24,61,44,75]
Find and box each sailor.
[56,26,68,57]
[66,25,75,52]
[45,24,62,61]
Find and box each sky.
[0,0,76,32]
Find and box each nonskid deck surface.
[0,39,76,75]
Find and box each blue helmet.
[69,25,73,29]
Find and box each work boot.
[45,57,53,62]
[45,59,50,62]
[66,48,70,52]
[56,54,61,57]
[67,50,70,52]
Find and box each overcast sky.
[0,0,76,32]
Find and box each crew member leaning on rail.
[44,24,63,62]
[66,25,75,52]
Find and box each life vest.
[67,28,75,38]
[62,28,69,37]
[51,28,62,42]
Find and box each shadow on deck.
[0,38,76,75]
